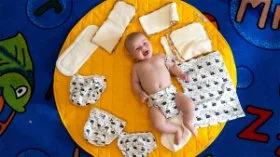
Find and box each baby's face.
[128,34,152,61]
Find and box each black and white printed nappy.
[70,74,106,106]
[84,108,126,146]
[148,85,180,119]
[117,132,157,157]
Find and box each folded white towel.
[161,114,191,152]
[161,22,212,61]
[92,1,135,53]
[56,25,99,76]
[139,2,179,35]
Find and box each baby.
[125,32,197,144]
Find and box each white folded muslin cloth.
[91,1,135,53]
[139,2,179,35]
[161,114,191,152]
[161,22,212,61]
[56,25,99,76]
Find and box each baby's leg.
[149,107,183,144]
[175,92,197,136]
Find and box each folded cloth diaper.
[139,2,179,35]
[91,1,135,53]
[177,51,245,128]
[70,74,106,106]
[84,108,126,146]
[117,132,157,157]
[161,22,212,62]
[56,25,99,76]
[161,114,192,152]
[148,85,180,119]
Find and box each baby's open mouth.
[143,50,149,56]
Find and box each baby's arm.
[167,58,189,82]
[132,66,149,103]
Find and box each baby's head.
[125,32,153,61]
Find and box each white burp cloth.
[56,25,99,76]
[84,108,126,146]
[161,114,191,152]
[177,51,245,128]
[91,1,135,53]
[161,22,212,61]
[70,74,106,106]
[139,2,179,35]
[117,132,157,157]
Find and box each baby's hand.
[179,73,189,82]
[140,92,149,103]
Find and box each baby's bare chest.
[138,60,166,74]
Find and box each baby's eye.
[136,47,140,51]
[143,42,147,45]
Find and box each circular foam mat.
[54,0,237,156]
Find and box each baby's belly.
[140,73,172,95]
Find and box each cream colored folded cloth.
[161,22,212,62]
[161,114,192,152]
[56,25,99,76]
[91,1,135,53]
[139,2,179,35]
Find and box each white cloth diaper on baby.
[148,85,180,119]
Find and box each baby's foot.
[184,121,198,136]
[174,126,183,145]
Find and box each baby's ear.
[126,49,132,56]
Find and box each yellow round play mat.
[53,0,236,156]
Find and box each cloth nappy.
[139,2,179,35]
[56,25,99,76]
[161,22,212,62]
[148,85,180,119]
[91,1,135,53]
[117,132,157,157]
[70,74,106,106]
[84,108,126,146]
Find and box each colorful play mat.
[1,0,280,157]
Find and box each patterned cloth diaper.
[148,85,180,119]
[117,132,157,157]
[84,108,126,146]
[70,74,106,106]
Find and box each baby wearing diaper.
[125,32,197,144]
